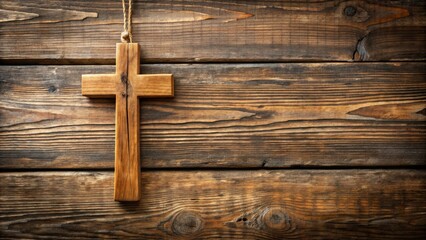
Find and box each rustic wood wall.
[0,0,425,239]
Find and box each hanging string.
[121,0,133,43]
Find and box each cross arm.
[133,74,174,97]
[82,74,117,98]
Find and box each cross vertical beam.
[82,43,174,201]
[114,43,140,201]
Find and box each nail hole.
[48,86,57,93]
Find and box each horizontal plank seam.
[1,166,426,172]
[1,60,426,65]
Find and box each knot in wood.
[344,6,357,17]
[342,5,369,23]
[171,211,203,235]
[262,207,290,230]
[120,73,127,84]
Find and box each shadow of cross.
[82,43,174,201]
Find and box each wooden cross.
[82,43,174,201]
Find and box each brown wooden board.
[0,0,425,63]
[0,170,425,239]
[1,63,425,169]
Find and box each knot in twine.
[121,31,130,43]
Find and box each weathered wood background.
[0,0,425,239]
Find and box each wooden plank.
[1,63,425,169]
[0,170,425,239]
[0,0,425,62]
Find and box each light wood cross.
[82,43,174,201]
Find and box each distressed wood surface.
[0,0,425,62]
[1,63,425,168]
[0,170,425,239]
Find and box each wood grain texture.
[0,170,425,239]
[0,0,425,62]
[0,63,425,169]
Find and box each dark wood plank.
[0,63,425,168]
[0,170,425,239]
[0,0,424,62]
